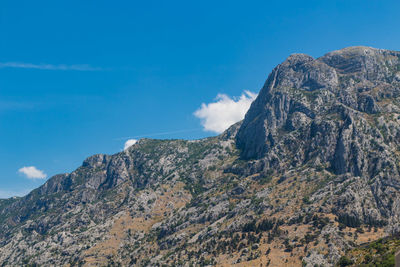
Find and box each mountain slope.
[1,46,400,266]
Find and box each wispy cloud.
[18,166,47,179]
[0,189,32,199]
[0,62,103,71]
[194,91,257,133]
[115,128,202,141]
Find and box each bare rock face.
[236,46,400,230]
[2,46,400,267]
[237,46,400,161]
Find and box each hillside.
[1,46,400,266]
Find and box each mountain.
[2,46,400,266]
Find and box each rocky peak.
[320,46,400,80]
[237,47,400,171]
[233,47,400,248]
[283,53,314,65]
[267,52,338,92]
[82,154,110,168]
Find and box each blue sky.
[1,0,400,198]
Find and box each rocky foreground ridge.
[2,46,400,266]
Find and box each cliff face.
[236,46,400,231]
[1,46,400,267]
[238,46,400,161]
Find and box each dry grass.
[83,182,191,266]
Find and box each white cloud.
[0,62,102,71]
[18,166,47,179]
[124,139,138,150]
[194,91,257,133]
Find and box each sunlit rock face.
[237,47,400,177]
